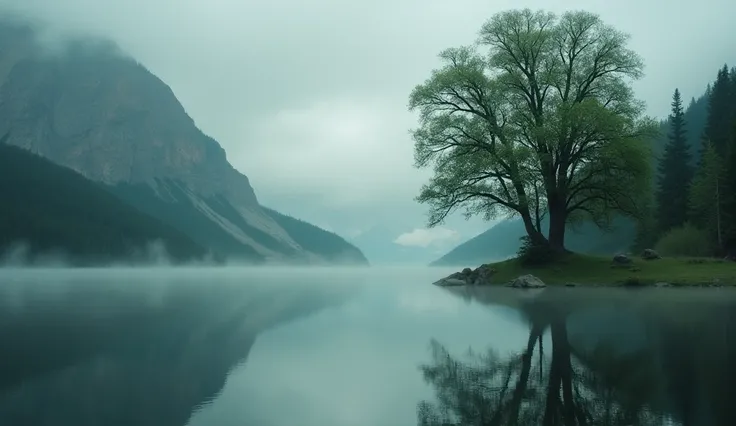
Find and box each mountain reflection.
[0,271,353,426]
[419,287,736,426]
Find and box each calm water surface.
[1,266,735,426]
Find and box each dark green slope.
[262,207,369,265]
[0,143,208,265]
[432,86,711,267]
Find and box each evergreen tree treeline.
[644,65,736,257]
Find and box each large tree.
[409,9,655,252]
[655,89,693,233]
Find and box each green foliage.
[655,89,693,233]
[724,120,736,249]
[688,141,725,247]
[705,65,734,155]
[0,143,208,265]
[654,223,713,257]
[262,208,369,265]
[478,253,736,286]
[516,235,556,266]
[644,64,736,255]
[409,8,654,250]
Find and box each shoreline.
[433,253,736,288]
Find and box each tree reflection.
[417,316,669,426]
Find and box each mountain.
[0,141,208,265]
[0,19,366,265]
[431,86,712,267]
[432,217,636,266]
[262,207,368,265]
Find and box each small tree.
[409,9,655,253]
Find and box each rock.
[434,278,468,287]
[507,274,547,289]
[432,264,498,287]
[565,283,577,287]
[641,249,661,260]
[613,254,632,265]
[654,282,672,288]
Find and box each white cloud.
[393,227,460,248]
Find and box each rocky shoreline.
[432,249,734,289]
[433,264,548,289]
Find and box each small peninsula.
[433,252,736,288]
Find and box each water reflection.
[420,287,736,426]
[0,267,357,426]
[2,268,736,426]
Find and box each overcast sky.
[2,0,736,252]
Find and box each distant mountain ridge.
[0,18,367,265]
[263,208,369,265]
[431,87,712,267]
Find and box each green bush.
[654,223,712,257]
[517,235,556,266]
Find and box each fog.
[0,240,384,269]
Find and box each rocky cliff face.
[0,21,341,262]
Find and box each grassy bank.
[483,253,736,287]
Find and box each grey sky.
[2,0,735,255]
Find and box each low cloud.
[393,227,460,248]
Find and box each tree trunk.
[521,212,548,246]
[547,199,567,253]
[501,323,546,426]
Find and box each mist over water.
[1,266,734,425]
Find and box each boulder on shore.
[433,264,498,287]
[432,267,547,289]
[505,274,547,289]
[641,248,661,260]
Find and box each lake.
[0,266,734,426]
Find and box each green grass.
[482,253,736,287]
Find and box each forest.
[0,140,209,265]
[637,64,736,258]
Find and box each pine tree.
[722,118,736,253]
[704,65,733,155]
[655,89,693,233]
[689,140,724,252]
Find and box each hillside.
[0,19,366,264]
[262,208,369,265]
[431,90,711,267]
[432,217,636,266]
[0,142,209,265]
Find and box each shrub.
[654,223,712,257]
[517,235,556,266]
